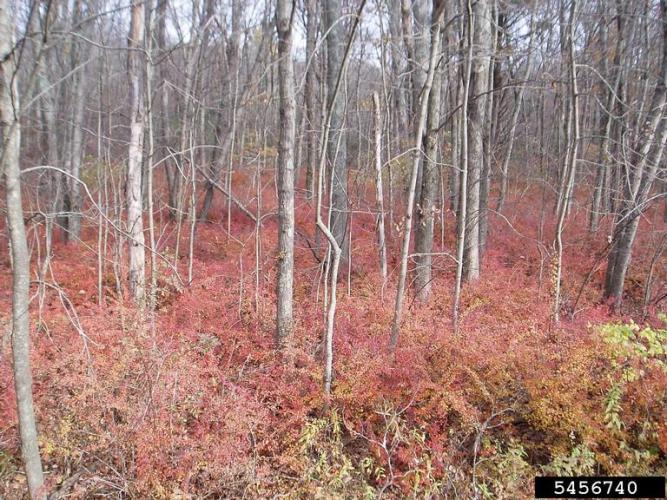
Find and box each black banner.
[534,476,665,498]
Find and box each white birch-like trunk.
[372,92,388,284]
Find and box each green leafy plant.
[597,317,667,472]
[599,319,667,430]
[478,439,533,499]
[544,443,596,476]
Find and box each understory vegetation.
[1,0,667,497]
[1,190,665,497]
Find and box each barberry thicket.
[1,0,666,497]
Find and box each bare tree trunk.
[590,1,626,232]
[589,5,610,233]
[390,1,445,348]
[200,0,243,221]
[553,0,579,323]
[463,0,491,281]
[604,0,667,309]
[412,0,430,106]
[275,0,296,347]
[317,0,365,394]
[146,1,158,310]
[449,51,462,213]
[497,11,534,213]
[0,1,46,495]
[324,0,349,265]
[66,67,89,241]
[389,0,408,136]
[414,53,442,303]
[127,0,146,303]
[304,0,318,200]
[453,0,474,331]
[174,1,212,260]
[33,43,58,307]
[400,0,417,117]
[412,0,431,205]
[478,1,498,255]
[155,0,177,217]
[372,92,388,284]
[65,4,92,242]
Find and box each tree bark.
[275,0,296,347]
[0,1,46,495]
[388,0,408,137]
[372,92,388,284]
[155,0,178,217]
[463,0,491,281]
[200,0,244,221]
[66,57,90,241]
[390,0,445,347]
[590,1,626,232]
[453,0,474,330]
[553,0,579,323]
[414,51,442,303]
[304,0,318,200]
[324,0,349,264]
[317,0,366,394]
[478,2,499,255]
[604,0,667,309]
[127,0,146,303]
[497,10,535,213]
[411,0,431,206]
[400,0,417,118]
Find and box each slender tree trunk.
[317,0,365,394]
[146,1,158,310]
[275,0,296,347]
[412,0,431,206]
[463,0,491,281]
[589,6,610,233]
[453,0,474,331]
[174,1,209,260]
[553,0,579,323]
[372,92,388,284]
[65,2,93,242]
[590,1,626,232]
[400,0,417,118]
[0,2,46,495]
[67,65,89,241]
[33,46,58,306]
[449,56,462,213]
[155,0,177,217]
[414,53,442,303]
[478,1,498,255]
[127,1,146,303]
[324,0,349,265]
[497,11,534,213]
[604,0,667,309]
[389,0,408,136]
[304,0,318,200]
[200,0,243,221]
[390,0,445,348]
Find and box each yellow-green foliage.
[597,317,667,473]
[477,439,534,499]
[296,409,375,498]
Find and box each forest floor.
[1,176,666,498]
